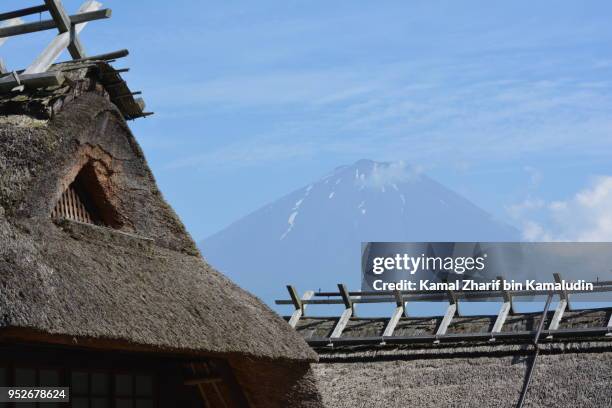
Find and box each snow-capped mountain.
[200,159,519,307]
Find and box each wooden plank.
[382,306,403,337]
[394,289,408,315]
[338,283,354,313]
[330,308,352,339]
[329,284,354,339]
[113,91,142,99]
[72,188,79,221]
[100,67,129,75]
[498,275,514,313]
[0,9,111,38]
[287,308,302,328]
[444,284,461,316]
[75,189,82,222]
[489,276,512,340]
[287,285,302,310]
[44,0,72,33]
[288,290,314,328]
[68,187,76,220]
[66,187,72,220]
[382,290,406,338]
[435,302,457,339]
[23,31,72,75]
[0,17,23,47]
[338,284,352,307]
[516,294,553,408]
[75,189,85,222]
[553,272,572,310]
[63,48,128,64]
[0,5,47,22]
[491,301,511,334]
[0,71,65,93]
[548,298,567,332]
[546,274,569,338]
[23,1,102,75]
[68,23,87,60]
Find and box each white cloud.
[506,198,546,220]
[509,176,612,241]
[357,161,422,189]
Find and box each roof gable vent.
[51,184,95,224]
[51,161,121,228]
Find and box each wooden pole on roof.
[0,17,23,48]
[23,1,102,75]
[382,289,406,338]
[329,284,353,339]
[516,294,553,408]
[65,49,128,64]
[0,9,111,38]
[490,276,512,340]
[0,5,48,22]
[287,286,314,328]
[0,71,65,93]
[546,273,569,338]
[434,289,457,343]
[44,0,87,59]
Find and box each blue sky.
[3,1,612,241]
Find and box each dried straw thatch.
[0,61,318,363]
[294,310,612,407]
[313,342,612,408]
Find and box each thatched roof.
[291,311,612,407]
[313,341,612,408]
[0,62,317,362]
[0,60,147,120]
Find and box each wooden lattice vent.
[52,184,95,224]
[51,161,122,228]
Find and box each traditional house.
[279,284,612,407]
[0,3,322,407]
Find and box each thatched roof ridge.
[0,75,317,362]
[0,60,147,120]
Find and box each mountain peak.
[201,161,519,307]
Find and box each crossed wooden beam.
[279,274,612,344]
[0,0,122,91]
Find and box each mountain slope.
[200,159,519,306]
